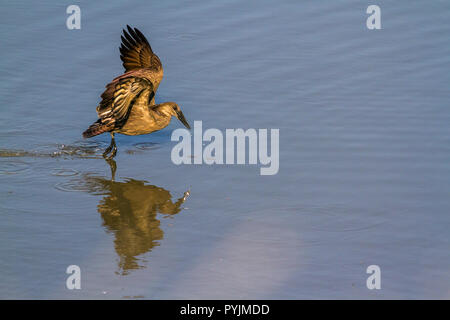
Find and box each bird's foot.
[102,145,113,158]
[103,146,117,160]
[110,145,117,159]
[103,140,117,160]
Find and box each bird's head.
[158,102,191,129]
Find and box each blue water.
[0,0,449,299]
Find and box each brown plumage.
[83,26,190,159]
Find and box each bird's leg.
[103,132,117,159]
[110,140,117,159]
[103,133,114,157]
[105,158,117,181]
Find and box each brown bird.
[82,25,190,159]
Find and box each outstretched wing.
[96,76,154,128]
[120,25,162,72]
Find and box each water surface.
[0,0,449,299]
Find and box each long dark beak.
[177,111,191,129]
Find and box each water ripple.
[133,142,160,150]
[0,159,30,175]
[50,168,80,177]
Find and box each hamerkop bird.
[82,25,190,159]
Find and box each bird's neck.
[152,108,173,125]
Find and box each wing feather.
[119,25,162,72]
[96,77,154,128]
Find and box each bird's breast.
[116,102,171,136]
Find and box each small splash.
[44,141,105,159]
[0,141,106,159]
[1,141,160,159]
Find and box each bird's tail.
[82,119,113,138]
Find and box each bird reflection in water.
[82,159,189,275]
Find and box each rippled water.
[0,0,449,299]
